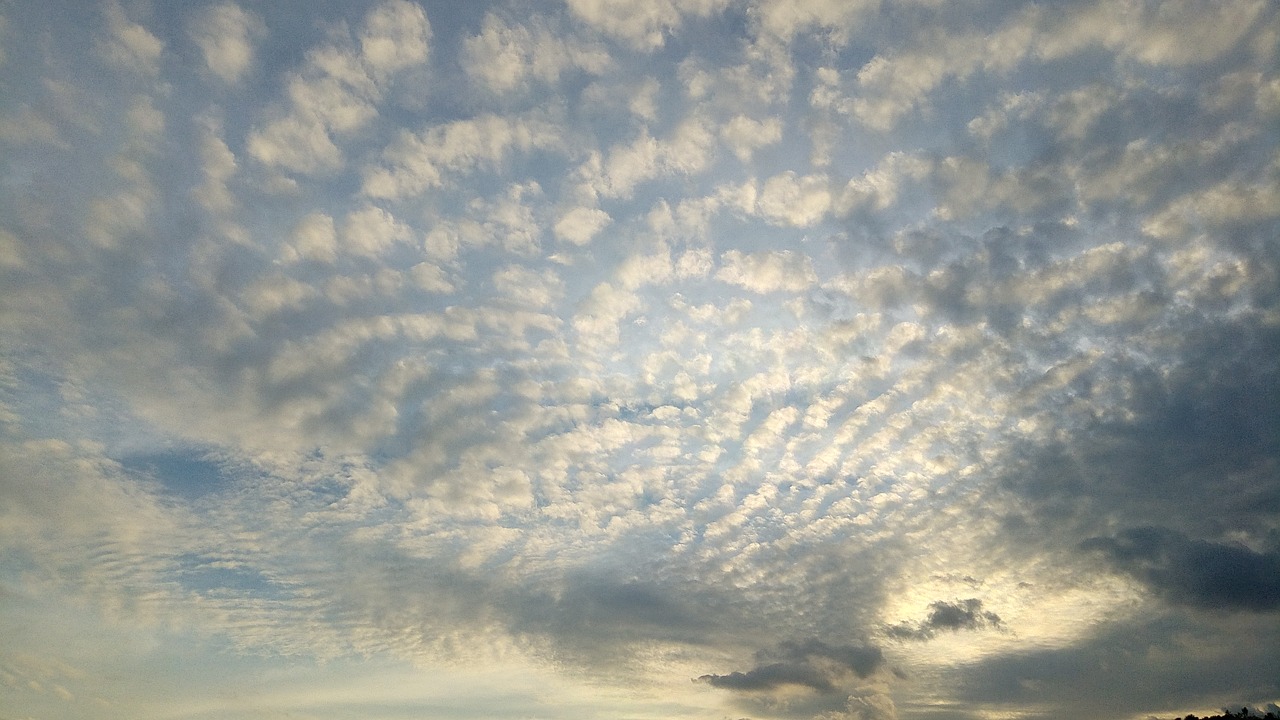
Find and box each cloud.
[341,205,415,259]
[359,0,432,77]
[284,212,339,264]
[952,611,1280,720]
[581,117,717,199]
[554,206,612,245]
[94,1,164,77]
[573,282,642,347]
[565,0,729,50]
[717,249,817,293]
[462,12,610,93]
[1036,0,1266,67]
[247,0,431,175]
[192,116,238,213]
[247,114,345,175]
[362,113,563,199]
[754,0,876,43]
[492,264,564,308]
[756,172,832,227]
[698,639,884,694]
[845,14,1034,131]
[817,688,899,720]
[720,115,783,163]
[886,599,1004,640]
[188,3,265,84]
[2,0,1278,718]
[1083,528,1280,612]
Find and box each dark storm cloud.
[1082,528,1280,612]
[952,611,1280,720]
[994,316,1280,565]
[698,639,883,694]
[887,599,1003,641]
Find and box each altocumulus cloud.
[0,1,1277,720]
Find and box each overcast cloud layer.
[2,2,1278,719]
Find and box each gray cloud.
[993,317,1280,549]
[952,611,1280,720]
[699,639,883,694]
[886,599,1003,641]
[1082,528,1280,612]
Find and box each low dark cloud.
[700,661,840,694]
[698,639,883,694]
[887,599,1003,641]
[1083,527,1280,612]
[952,611,1280,720]
[992,316,1280,582]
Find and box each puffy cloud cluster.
[248,0,432,175]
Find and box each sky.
[1,1,1278,719]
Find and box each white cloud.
[189,3,265,84]
[240,273,320,318]
[615,248,674,290]
[410,262,455,293]
[755,0,877,42]
[0,106,66,148]
[247,1,431,176]
[362,114,563,199]
[463,13,610,93]
[360,0,432,77]
[82,97,164,249]
[756,171,832,226]
[716,249,817,293]
[582,117,716,199]
[342,205,414,259]
[0,228,24,269]
[837,152,932,213]
[554,206,612,245]
[247,106,349,176]
[565,0,729,50]
[1045,85,1118,141]
[464,182,546,255]
[286,48,380,132]
[676,247,713,279]
[629,78,662,120]
[1036,0,1266,66]
[324,269,405,305]
[679,34,797,109]
[1144,175,1280,239]
[966,91,1043,142]
[192,117,238,213]
[284,212,338,264]
[839,10,1039,131]
[94,1,164,77]
[720,115,783,163]
[493,265,564,308]
[573,282,643,347]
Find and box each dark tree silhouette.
[1170,708,1279,720]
